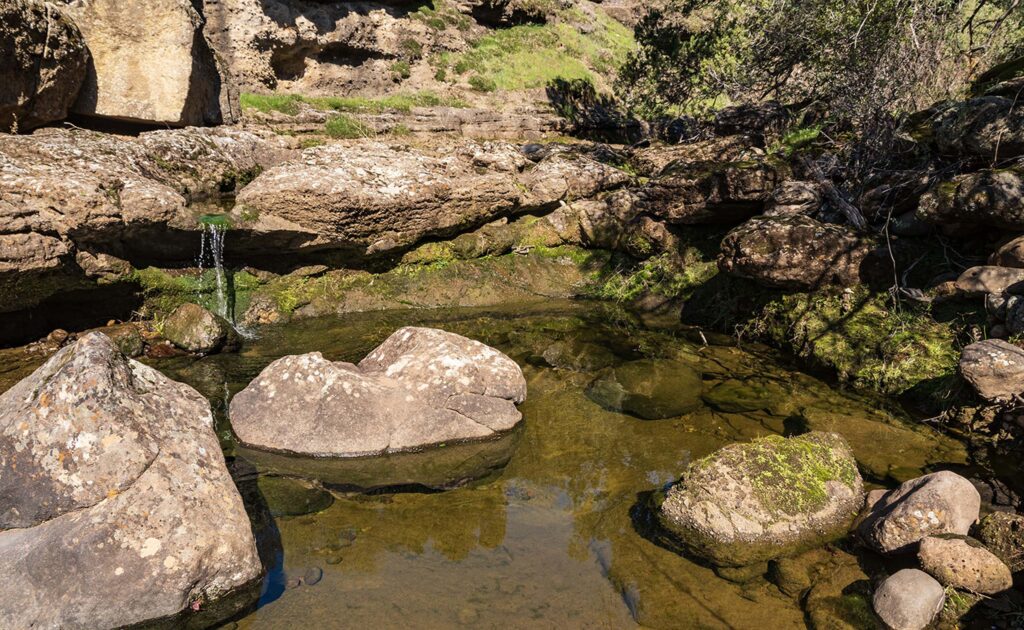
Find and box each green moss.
[239,93,303,115]
[747,288,960,396]
[469,75,498,93]
[589,253,718,303]
[391,61,412,79]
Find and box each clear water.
[14,301,971,629]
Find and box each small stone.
[586,358,703,420]
[302,566,323,586]
[326,556,343,565]
[285,578,302,589]
[872,569,944,630]
[918,535,1012,594]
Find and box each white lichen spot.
[139,537,162,558]
[114,567,124,576]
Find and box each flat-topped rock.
[232,141,628,258]
[230,327,527,457]
[0,333,260,628]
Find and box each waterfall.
[198,222,230,322]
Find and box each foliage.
[469,75,498,92]
[240,91,468,115]
[619,0,1024,121]
[324,115,373,139]
[391,61,412,79]
[449,11,635,92]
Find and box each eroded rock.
[0,333,260,628]
[658,432,864,567]
[230,327,527,457]
[917,534,1012,594]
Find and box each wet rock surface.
[163,303,238,354]
[858,470,980,554]
[0,0,87,132]
[0,333,260,628]
[231,326,527,457]
[658,432,864,567]
[586,358,703,419]
[872,569,944,630]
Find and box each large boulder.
[858,471,981,554]
[955,265,1024,295]
[162,303,238,354]
[976,511,1024,572]
[658,432,864,567]
[917,167,1024,230]
[232,141,628,258]
[959,339,1024,402]
[62,0,237,126]
[917,535,1013,594]
[718,216,871,290]
[0,333,260,628]
[230,327,527,457]
[872,569,945,630]
[0,0,87,132]
[929,96,1024,162]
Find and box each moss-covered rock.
[658,432,864,567]
[162,303,237,354]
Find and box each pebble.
[303,567,323,586]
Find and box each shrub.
[468,75,498,92]
[324,115,373,139]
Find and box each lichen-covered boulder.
[718,216,871,290]
[930,96,1024,162]
[658,432,864,567]
[959,339,1024,402]
[162,303,237,354]
[230,327,527,457]
[0,333,260,628]
[586,358,703,420]
[918,535,1013,594]
[858,471,980,554]
[872,569,944,630]
[976,511,1024,572]
[0,0,88,132]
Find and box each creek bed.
[10,300,972,628]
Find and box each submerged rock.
[0,0,87,132]
[718,216,871,290]
[871,569,944,630]
[976,511,1024,572]
[586,358,702,420]
[658,432,863,567]
[162,302,238,354]
[917,535,1012,594]
[230,327,527,457]
[0,333,260,628]
[959,339,1024,402]
[858,471,980,554]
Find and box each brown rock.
[959,339,1024,402]
[955,265,1024,295]
[990,235,1024,268]
[977,511,1024,572]
[918,535,1013,594]
[0,0,87,132]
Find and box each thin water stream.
[148,301,968,629]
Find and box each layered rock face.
[0,0,88,132]
[0,126,294,313]
[0,333,261,628]
[61,0,238,126]
[659,432,864,567]
[233,141,629,257]
[231,327,527,457]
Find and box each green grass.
[448,10,635,91]
[324,114,373,139]
[241,91,469,116]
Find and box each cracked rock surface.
[230,326,527,457]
